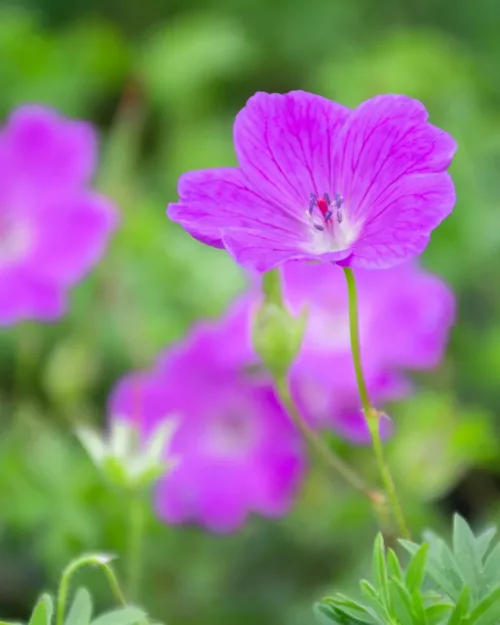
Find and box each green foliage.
[316,516,500,625]
[1,554,150,625]
[1,582,146,625]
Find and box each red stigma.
[316,197,329,216]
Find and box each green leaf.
[446,586,470,625]
[318,595,379,625]
[313,602,375,625]
[386,549,403,582]
[437,538,465,598]
[64,589,92,625]
[482,542,500,587]
[410,589,427,625]
[400,540,458,599]
[29,595,54,625]
[91,607,146,625]
[467,584,500,625]
[360,581,390,622]
[405,542,429,592]
[324,597,379,624]
[453,515,481,597]
[387,579,414,625]
[372,534,389,607]
[425,603,453,625]
[475,527,497,561]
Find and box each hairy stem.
[56,554,127,625]
[343,266,411,540]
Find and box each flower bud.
[252,270,307,378]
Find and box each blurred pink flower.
[0,105,118,324]
[168,91,456,272]
[109,310,305,533]
[281,261,455,442]
[109,261,453,529]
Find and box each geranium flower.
[109,311,304,533]
[0,105,118,324]
[168,91,456,272]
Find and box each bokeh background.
[1,0,500,622]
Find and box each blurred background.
[1,0,500,622]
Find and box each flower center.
[207,410,256,458]
[305,191,359,255]
[308,192,344,232]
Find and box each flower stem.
[343,266,411,540]
[56,554,127,625]
[126,490,145,601]
[274,375,382,504]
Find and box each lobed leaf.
[400,540,458,600]
[313,602,376,625]
[405,542,429,593]
[387,579,414,625]
[386,549,404,582]
[475,527,497,562]
[453,515,481,600]
[371,534,389,608]
[467,584,500,625]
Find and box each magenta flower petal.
[0,268,65,324]
[0,104,118,325]
[222,228,330,273]
[332,95,457,268]
[168,90,456,271]
[361,262,455,369]
[109,318,305,533]
[168,168,299,250]
[2,105,97,198]
[28,192,118,284]
[109,371,174,433]
[234,91,350,207]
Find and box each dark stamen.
[308,191,343,228]
[308,193,316,215]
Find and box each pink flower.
[0,105,118,324]
[168,91,456,272]
[109,310,305,533]
[282,261,454,442]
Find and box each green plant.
[316,515,500,625]
[0,554,151,625]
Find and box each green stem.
[56,554,127,625]
[274,376,381,503]
[102,565,128,607]
[343,267,411,540]
[126,491,145,601]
